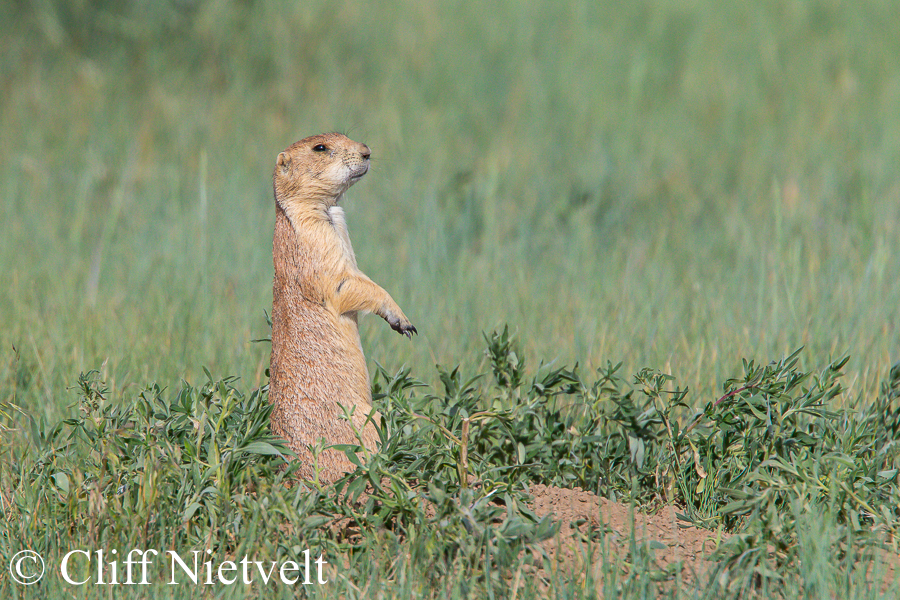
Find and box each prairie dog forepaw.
[386,313,417,338]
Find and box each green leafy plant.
[2,329,898,598]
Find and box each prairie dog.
[268,132,416,484]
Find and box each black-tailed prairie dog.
[269,132,416,484]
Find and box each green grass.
[1,0,899,597]
[2,332,898,598]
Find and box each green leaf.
[240,441,283,456]
[182,502,203,522]
[52,472,70,494]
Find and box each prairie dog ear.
[276,152,291,172]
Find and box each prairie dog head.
[274,133,371,207]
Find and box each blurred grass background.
[1,0,898,422]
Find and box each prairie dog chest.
[328,205,359,270]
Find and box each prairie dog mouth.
[348,163,369,181]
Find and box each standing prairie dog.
[269,132,416,483]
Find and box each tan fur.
[269,132,416,484]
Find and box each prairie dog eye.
[312,144,328,152]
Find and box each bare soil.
[524,484,723,587]
[328,479,898,592]
[524,484,899,592]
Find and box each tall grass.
[2,0,898,423]
[1,331,897,598]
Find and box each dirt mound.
[327,479,898,591]
[524,484,725,586]
[524,484,900,591]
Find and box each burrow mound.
[525,484,723,586]
[525,484,899,591]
